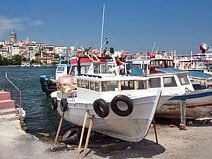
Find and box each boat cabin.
[73,72,193,103]
[55,64,71,80]
[125,58,175,76]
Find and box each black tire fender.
[51,97,58,110]
[60,98,68,112]
[93,98,109,118]
[61,128,80,144]
[111,95,133,117]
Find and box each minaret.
[10,28,17,43]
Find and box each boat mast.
[100,4,105,56]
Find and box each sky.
[0,0,212,55]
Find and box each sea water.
[0,66,71,137]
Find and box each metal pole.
[100,4,105,54]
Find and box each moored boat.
[51,73,163,142]
[124,60,212,120]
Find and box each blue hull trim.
[169,89,212,101]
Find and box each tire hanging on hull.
[111,95,133,117]
[60,98,68,112]
[51,97,58,110]
[93,98,109,118]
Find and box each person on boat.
[111,55,125,75]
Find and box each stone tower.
[10,28,17,43]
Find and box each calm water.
[0,66,70,137]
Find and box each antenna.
[100,4,105,55]
[151,42,156,53]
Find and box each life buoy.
[61,127,80,144]
[60,98,68,112]
[51,97,58,110]
[111,95,133,117]
[185,87,192,92]
[93,99,109,118]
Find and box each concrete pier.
[1,92,212,159]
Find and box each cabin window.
[80,80,86,88]
[57,66,65,72]
[149,78,161,88]
[77,79,81,87]
[101,81,118,91]
[121,81,135,90]
[137,80,146,89]
[95,82,100,91]
[85,80,90,89]
[177,73,190,85]
[163,77,177,87]
[100,64,108,73]
[90,81,95,90]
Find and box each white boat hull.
[52,90,162,142]
[156,89,212,119]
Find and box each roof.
[156,68,184,73]
[187,71,212,79]
[156,68,212,79]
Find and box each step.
[0,91,12,100]
[0,108,18,115]
[0,100,16,109]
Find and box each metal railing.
[2,72,22,109]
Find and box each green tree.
[54,54,59,58]
[12,55,22,65]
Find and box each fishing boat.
[148,69,212,120]
[40,53,71,95]
[51,73,163,142]
[125,60,212,120]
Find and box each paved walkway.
[0,113,212,159]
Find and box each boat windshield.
[177,73,190,85]
[101,81,118,91]
[163,76,177,87]
[57,66,65,72]
[149,78,161,88]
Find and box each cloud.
[0,15,44,37]
[29,20,44,26]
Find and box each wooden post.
[152,119,158,144]
[83,115,94,157]
[54,111,65,144]
[78,111,88,153]
[180,100,187,130]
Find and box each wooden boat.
[125,59,212,120]
[51,74,163,142]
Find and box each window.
[177,73,190,85]
[90,81,95,90]
[149,78,161,88]
[121,81,135,90]
[95,82,99,91]
[57,66,65,72]
[137,80,146,89]
[81,80,86,88]
[77,79,81,87]
[101,81,118,91]
[85,80,89,89]
[163,77,177,87]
